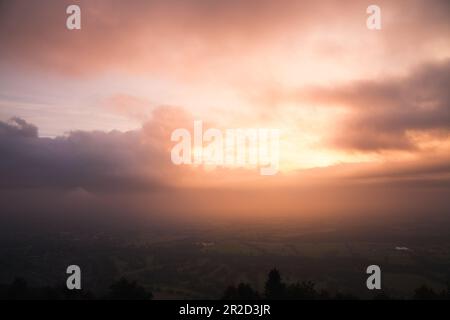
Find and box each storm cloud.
[326,59,450,151]
[0,107,188,192]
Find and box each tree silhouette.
[107,277,153,300]
[286,281,319,300]
[1,269,449,300]
[372,291,391,300]
[264,268,286,300]
[413,285,439,300]
[440,283,450,299]
[222,282,260,300]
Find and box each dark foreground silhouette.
[223,268,450,300]
[0,277,152,300]
[0,269,449,300]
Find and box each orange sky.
[0,0,449,220]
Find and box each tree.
[440,283,450,300]
[222,283,260,300]
[286,281,318,300]
[107,277,153,300]
[372,291,391,300]
[413,285,439,300]
[264,268,286,300]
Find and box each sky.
[0,0,449,223]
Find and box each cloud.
[0,1,449,227]
[0,0,448,79]
[0,117,38,138]
[325,59,450,151]
[0,109,449,226]
[255,59,450,152]
[0,106,191,192]
[0,0,313,77]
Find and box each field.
[1,217,449,299]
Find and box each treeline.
[1,269,449,300]
[222,268,450,300]
[0,277,152,300]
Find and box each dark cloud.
[251,59,450,152]
[328,59,450,151]
[0,107,188,192]
[0,117,38,138]
[281,59,449,151]
[0,110,449,226]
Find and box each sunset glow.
[0,0,449,214]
